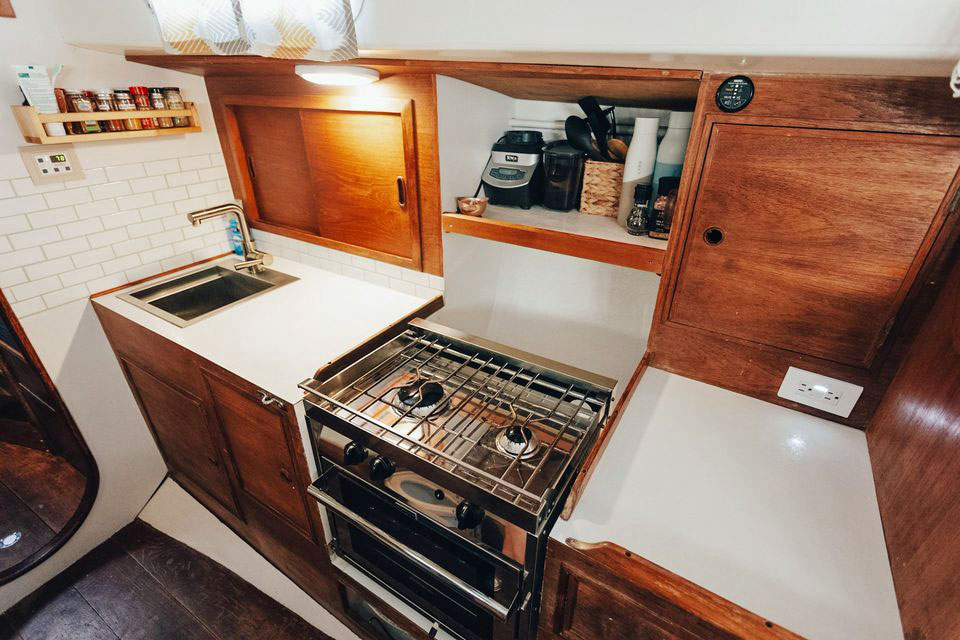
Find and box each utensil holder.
[580,161,624,217]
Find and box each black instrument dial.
[716,76,755,112]
[369,456,396,481]
[343,441,367,466]
[455,501,485,530]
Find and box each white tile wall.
[0,153,234,318]
[250,229,444,299]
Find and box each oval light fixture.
[295,65,380,86]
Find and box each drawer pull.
[279,467,292,483]
[258,390,284,409]
[396,176,406,207]
[703,227,725,245]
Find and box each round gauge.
[715,75,755,112]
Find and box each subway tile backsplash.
[250,229,444,299]
[0,153,234,319]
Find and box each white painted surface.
[51,0,960,76]
[553,367,902,640]
[95,256,438,403]
[139,479,361,640]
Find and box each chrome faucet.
[186,203,272,274]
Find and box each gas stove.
[300,318,614,640]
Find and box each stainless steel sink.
[118,265,298,327]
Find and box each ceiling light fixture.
[295,65,380,86]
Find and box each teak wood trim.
[88,251,232,299]
[562,539,805,639]
[219,93,424,271]
[442,213,665,273]
[561,354,649,519]
[0,0,14,18]
[11,103,202,145]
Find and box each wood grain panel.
[0,1,15,18]
[670,124,960,368]
[540,538,803,640]
[867,252,960,640]
[232,105,319,233]
[300,104,421,264]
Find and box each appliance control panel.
[19,143,84,185]
[716,75,755,112]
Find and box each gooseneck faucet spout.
[186,203,272,274]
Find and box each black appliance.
[301,319,615,640]
[481,131,544,209]
[541,141,585,211]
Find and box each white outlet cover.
[777,366,864,418]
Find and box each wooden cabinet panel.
[670,124,960,368]
[233,105,319,234]
[540,539,801,640]
[122,358,238,515]
[300,106,420,263]
[201,369,312,537]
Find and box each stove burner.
[496,425,540,459]
[392,380,449,419]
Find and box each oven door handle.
[308,484,515,621]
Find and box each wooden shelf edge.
[11,103,201,145]
[442,212,666,272]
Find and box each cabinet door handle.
[703,226,725,245]
[279,467,292,483]
[396,176,406,207]
[258,390,284,409]
[246,156,256,179]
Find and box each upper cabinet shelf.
[11,103,202,144]
[442,206,668,272]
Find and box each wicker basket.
[579,161,624,217]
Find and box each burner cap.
[393,380,449,418]
[496,424,540,459]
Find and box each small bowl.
[456,196,488,217]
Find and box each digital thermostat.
[715,76,755,113]
[19,143,84,185]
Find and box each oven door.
[310,465,525,640]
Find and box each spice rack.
[10,103,202,144]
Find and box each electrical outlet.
[777,367,864,418]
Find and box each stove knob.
[369,456,395,482]
[455,501,485,530]
[343,441,368,466]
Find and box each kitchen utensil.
[542,141,585,211]
[565,116,606,162]
[607,138,628,162]
[456,196,488,216]
[578,96,611,160]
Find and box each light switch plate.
[19,143,84,185]
[777,366,864,418]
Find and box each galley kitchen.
[1,2,959,640]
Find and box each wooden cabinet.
[201,368,313,538]
[222,94,423,270]
[669,124,960,369]
[540,539,801,640]
[121,358,238,515]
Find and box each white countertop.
[95,257,437,404]
[552,368,902,640]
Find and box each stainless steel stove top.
[301,319,615,522]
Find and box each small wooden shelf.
[442,205,668,272]
[11,103,202,144]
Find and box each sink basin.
[118,265,298,327]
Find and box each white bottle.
[617,117,660,227]
[650,111,694,203]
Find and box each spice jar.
[66,90,101,134]
[54,89,73,135]
[94,89,124,132]
[149,88,174,128]
[112,89,142,130]
[162,87,189,127]
[129,86,156,129]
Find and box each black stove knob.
[343,441,368,466]
[455,501,485,530]
[369,456,395,482]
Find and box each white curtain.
[147,0,358,61]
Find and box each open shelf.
[442,205,668,272]
[11,103,202,144]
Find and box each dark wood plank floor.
[1,520,332,640]
[0,442,86,573]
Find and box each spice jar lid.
[162,87,180,92]
[129,86,149,94]
[148,87,165,93]
[113,89,132,94]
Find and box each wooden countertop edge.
[560,353,649,519]
[564,538,807,639]
[89,252,233,300]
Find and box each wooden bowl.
[456,197,488,217]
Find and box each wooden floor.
[0,441,86,573]
[1,520,332,640]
